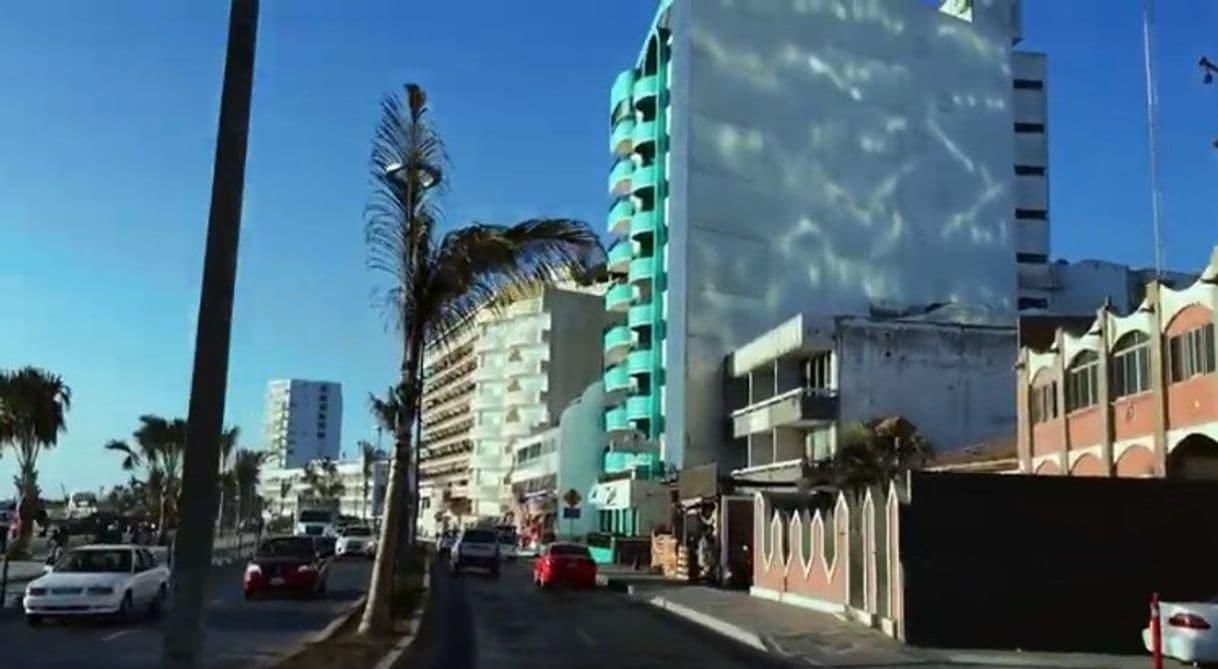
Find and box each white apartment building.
[418,282,606,531]
[258,459,388,523]
[263,380,342,469]
[603,0,1046,476]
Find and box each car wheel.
[148,585,167,618]
[25,614,42,627]
[117,592,133,621]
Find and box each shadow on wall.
[681,0,1020,347]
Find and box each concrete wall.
[546,288,607,423]
[1047,259,1198,317]
[556,382,607,537]
[665,0,1023,470]
[837,319,1017,451]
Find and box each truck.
[295,505,339,538]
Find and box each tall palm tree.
[358,440,385,522]
[0,367,72,555]
[303,457,345,503]
[215,426,240,530]
[231,449,266,526]
[357,83,602,635]
[106,415,189,541]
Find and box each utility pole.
[161,1,258,668]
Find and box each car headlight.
[86,586,114,595]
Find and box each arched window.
[1065,350,1099,412]
[1111,331,1151,398]
[1168,322,1216,383]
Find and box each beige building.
[417,281,606,535]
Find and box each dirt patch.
[273,578,424,669]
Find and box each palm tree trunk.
[13,461,38,556]
[359,331,424,636]
[161,1,258,666]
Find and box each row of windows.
[1033,324,1216,421]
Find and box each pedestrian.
[697,531,719,586]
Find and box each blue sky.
[1,0,1216,495]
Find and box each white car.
[335,526,376,558]
[23,544,170,626]
[1143,598,1218,664]
[450,528,500,576]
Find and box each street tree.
[0,366,72,556]
[358,82,602,635]
[358,440,386,521]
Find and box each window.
[1014,165,1046,177]
[1019,297,1049,310]
[1014,122,1045,134]
[1016,252,1048,264]
[1111,332,1151,398]
[1065,350,1099,412]
[1015,208,1048,220]
[1013,78,1044,90]
[1168,323,1216,383]
[1030,382,1057,424]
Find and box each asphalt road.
[401,560,791,669]
[0,557,372,669]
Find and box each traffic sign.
[562,507,581,519]
[563,488,582,508]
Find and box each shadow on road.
[392,561,473,669]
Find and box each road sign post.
[562,489,582,539]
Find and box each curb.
[251,594,367,669]
[370,570,432,669]
[641,594,768,653]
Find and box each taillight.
[1168,613,1212,630]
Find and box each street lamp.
[383,161,440,190]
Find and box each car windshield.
[257,537,316,558]
[550,544,592,558]
[461,530,497,543]
[344,526,372,537]
[57,549,132,573]
[298,510,332,523]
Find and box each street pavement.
[399,560,791,669]
[0,557,372,669]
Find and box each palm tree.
[826,416,934,496]
[303,457,345,503]
[0,367,72,555]
[215,426,240,530]
[105,415,188,542]
[357,83,602,635]
[231,449,266,526]
[358,440,386,522]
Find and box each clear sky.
[1,1,1216,495]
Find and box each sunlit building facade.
[602,0,1044,475]
[263,379,342,469]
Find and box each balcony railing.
[731,387,839,438]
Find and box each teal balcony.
[609,160,633,197]
[608,199,632,237]
[626,347,658,375]
[611,70,635,115]
[631,163,657,195]
[628,256,656,285]
[607,241,632,274]
[632,120,658,152]
[603,364,631,395]
[605,283,633,312]
[630,209,657,240]
[628,303,653,330]
[605,406,630,434]
[610,118,635,157]
[626,394,653,421]
[603,325,632,364]
[633,74,660,107]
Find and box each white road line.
[100,629,132,642]
[575,628,596,647]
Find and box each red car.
[533,542,598,589]
[243,535,330,600]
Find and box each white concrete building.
[604,0,1046,478]
[258,459,388,523]
[263,380,342,469]
[727,311,1017,481]
[1037,259,1198,317]
[418,282,606,531]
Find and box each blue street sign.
[562,507,581,519]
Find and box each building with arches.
[1016,247,1218,479]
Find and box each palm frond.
[421,219,603,346]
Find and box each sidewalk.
[625,582,1173,669]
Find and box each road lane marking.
[101,629,132,642]
[575,628,596,647]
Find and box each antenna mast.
[1141,0,1165,277]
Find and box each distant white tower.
[263,380,343,469]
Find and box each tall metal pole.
[1141,0,1166,277]
[161,1,258,667]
